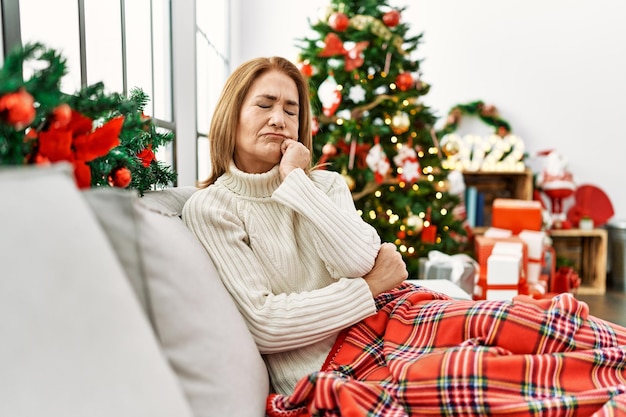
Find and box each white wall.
[232,0,626,221]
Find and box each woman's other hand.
[363,243,408,297]
[280,139,310,179]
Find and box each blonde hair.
[198,56,313,188]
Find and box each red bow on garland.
[318,33,369,71]
[36,108,125,188]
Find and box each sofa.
[0,163,269,417]
[1,162,472,417]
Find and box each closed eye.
[254,96,298,116]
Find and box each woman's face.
[234,70,300,174]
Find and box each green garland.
[0,42,176,195]
[438,100,512,138]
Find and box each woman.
[183,57,626,416]
[182,56,407,396]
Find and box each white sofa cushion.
[0,163,193,417]
[83,184,269,417]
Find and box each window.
[1,0,230,185]
[195,0,230,181]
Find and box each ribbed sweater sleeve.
[182,167,378,355]
[273,168,381,278]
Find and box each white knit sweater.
[182,162,380,395]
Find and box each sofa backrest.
[83,180,270,417]
[0,163,194,417]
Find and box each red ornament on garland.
[395,72,414,91]
[50,103,72,129]
[108,167,132,188]
[328,12,349,32]
[382,10,401,27]
[137,144,156,167]
[0,88,36,130]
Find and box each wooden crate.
[549,228,608,294]
[463,169,533,231]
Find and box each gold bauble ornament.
[442,139,460,157]
[405,213,424,233]
[391,111,410,135]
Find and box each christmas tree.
[296,0,468,276]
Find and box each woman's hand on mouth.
[279,139,310,180]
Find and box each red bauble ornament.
[328,12,349,32]
[382,10,401,27]
[51,103,72,129]
[395,72,414,91]
[298,61,313,77]
[108,167,132,188]
[0,88,36,129]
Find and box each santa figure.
[535,150,576,229]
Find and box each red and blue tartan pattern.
[267,283,626,416]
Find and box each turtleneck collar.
[217,161,282,198]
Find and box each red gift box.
[491,198,543,235]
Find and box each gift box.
[491,198,543,235]
[485,242,524,300]
[418,251,477,296]
[487,242,523,285]
[518,230,548,295]
[475,235,528,272]
[474,235,529,300]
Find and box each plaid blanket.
[267,283,626,416]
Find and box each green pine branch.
[0,42,177,195]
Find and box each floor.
[576,288,626,327]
